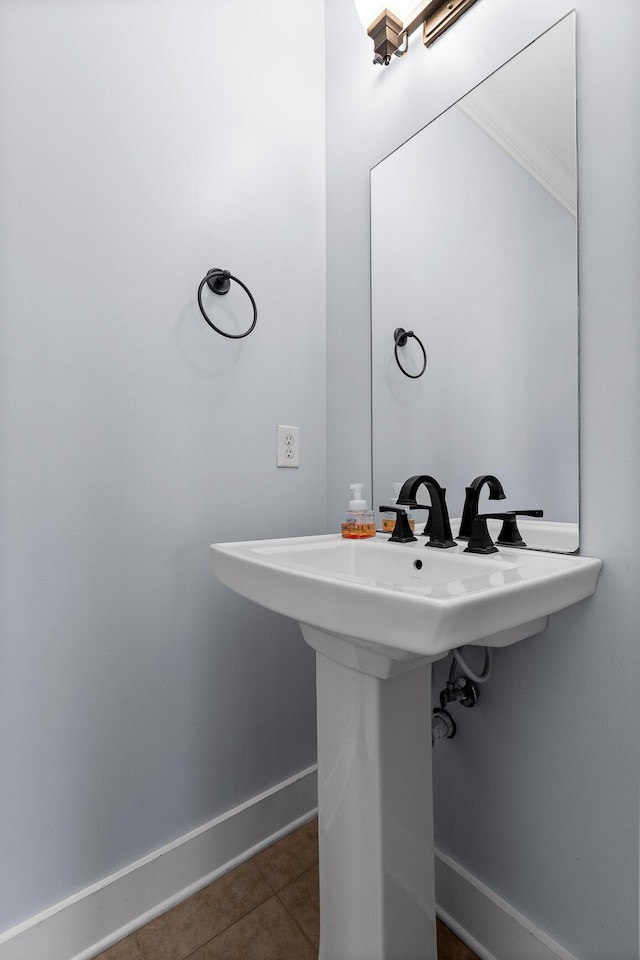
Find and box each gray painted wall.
[326,0,640,957]
[0,0,324,931]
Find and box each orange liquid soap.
[341,521,377,539]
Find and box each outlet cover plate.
[277,425,300,468]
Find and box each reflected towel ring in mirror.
[394,327,427,378]
[197,268,257,339]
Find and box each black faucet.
[458,475,506,540]
[397,475,456,549]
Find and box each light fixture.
[355,0,479,64]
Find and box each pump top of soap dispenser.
[349,483,367,510]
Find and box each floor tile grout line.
[252,840,319,884]
[132,931,143,959]
[177,893,308,960]
[132,883,276,960]
[252,860,281,894]
[274,889,318,953]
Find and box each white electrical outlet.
[276,425,300,468]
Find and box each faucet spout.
[397,475,456,548]
[458,475,506,540]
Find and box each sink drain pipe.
[432,707,456,744]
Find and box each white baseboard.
[0,772,578,960]
[0,765,318,960]
[435,849,578,960]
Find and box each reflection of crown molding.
[458,87,577,218]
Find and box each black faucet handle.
[465,510,544,553]
[494,510,543,546]
[397,500,432,537]
[379,506,417,544]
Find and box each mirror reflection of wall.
[371,13,579,551]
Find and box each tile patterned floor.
[96,819,479,960]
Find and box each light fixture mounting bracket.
[420,0,479,47]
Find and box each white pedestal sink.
[211,533,601,960]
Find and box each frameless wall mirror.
[371,13,579,553]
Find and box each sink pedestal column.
[302,625,438,960]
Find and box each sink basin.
[210,531,601,960]
[211,533,601,662]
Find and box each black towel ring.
[197,268,257,339]
[394,327,427,379]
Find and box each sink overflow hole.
[413,559,423,570]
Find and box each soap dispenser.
[382,482,415,533]
[341,483,376,540]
